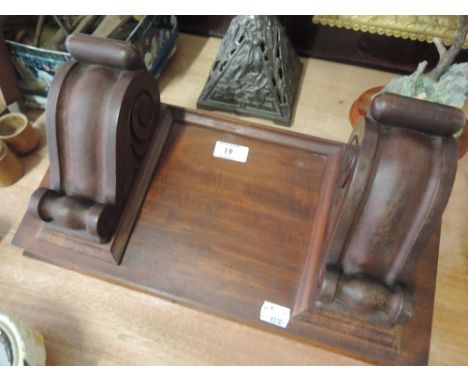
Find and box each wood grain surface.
[1,33,467,365]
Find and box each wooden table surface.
[1,33,467,365]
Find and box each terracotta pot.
[0,113,38,154]
[349,86,384,128]
[0,140,23,187]
[349,86,468,159]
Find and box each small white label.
[213,141,249,163]
[260,301,291,328]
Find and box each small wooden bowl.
[0,140,24,187]
[349,86,468,159]
[0,113,38,154]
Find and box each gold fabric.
[312,16,468,49]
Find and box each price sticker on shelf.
[213,141,249,163]
[260,301,291,328]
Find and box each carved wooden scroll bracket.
[26,34,170,264]
[297,93,464,326]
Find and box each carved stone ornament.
[197,15,303,126]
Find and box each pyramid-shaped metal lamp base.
[197,16,303,126]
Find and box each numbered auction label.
[260,301,290,328]
[213,141,249,163]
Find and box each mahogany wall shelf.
[12,34,465,365]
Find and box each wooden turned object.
[0,140,23,187]
[0,32,21,105]
[349,86,468,159]
[12,35,464,364]
[0,113,38,154]
[307,94,463,325]
[22,33,170,263]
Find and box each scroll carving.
[314,93,464,325]
[28,34,161,249]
